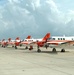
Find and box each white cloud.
[26,4,29,7]
[45,0,74,25]
[0,11,3,19]
[7,0,13,4]
[12,0,21,3]
[68,10,74,19]
[31,2,35,11]
[58,10,74,24]
[31,0,41,11]
[0,0,74,38]
[34,0,41,8]
[46,0,60,13]
[8,0,21,4]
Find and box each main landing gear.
[37,49,41,52]
[29,45,33,50]
[52,48,56,52]
[15,46,17,49]
[37,45,41,53]
[25,46,28,49]
[61,48,65,52]
[52,48,65,52]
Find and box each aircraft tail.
[42,33,50,41]
[15,37,20,40]
[8,38,11,42]
[2,39,5,41]
[26,35,31,39]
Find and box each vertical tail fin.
[26,35,31,39]
[8,38,11,42]
[15,37,20,40]
[2,39,5,41]
[42,33,50,41]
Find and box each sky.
[0,0,74,39]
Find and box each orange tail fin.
[8,38,11,42]
[26,35,31,39]
[15,37,20,40]
[42,33,50,41]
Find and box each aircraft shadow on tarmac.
[30,50,70,54]
[37,51,58,54]
[40,51,69,54]
[6,46,69,54]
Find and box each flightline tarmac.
[0,46,74,75]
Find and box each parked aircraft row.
[0,33,74,52]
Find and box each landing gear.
[61,49,65,52]
[37,45,41,53]
[12,46,14,47]
[15,46,17,49]
[52,48,56,52]
[45,43,49,49]
[37,49,41,52]
[52,48,65,52]
[29,45,33,50]
[20,44,22,47]
[25,46,28,49]
[2,45,5,48]
[2,45,3,47]
[3,46,5,48]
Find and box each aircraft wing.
[47,40,74,48]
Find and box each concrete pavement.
[0,46,74,75]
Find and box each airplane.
[29,34,74,53]
[45,35,74,52]
[0,39,7,48]
[1,36,31,48]
[14,33,51,50]
[35,33,50,52]
[0,37,20,48]
[14,35,31,49]
[1,33,74,53]
[7,37,20,48]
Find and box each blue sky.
[0,0,74,39]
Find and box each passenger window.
[63,38,65,40]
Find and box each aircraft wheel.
[15,46,17,49]
[12,46,14,47]
[20,44,22,47]
[25,46,28,49]
[3,46,5,48]
[52,48,56,52]
[37,49,41,53]
[2,45,3,47]
[61,49,65,52]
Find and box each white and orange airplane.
[14,33,51,50]
[1,33,74,53]
[28,34,74,52]
[14,33,74,52]
[45,35,74,52]
[0,37,20,48]
[0,39,7,48]
[14,35,31,49]
[7,37,20,48]
[8,36,32,49]
[0,35,31,48]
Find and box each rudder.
[42,33,50,41]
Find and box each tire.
[15,46,17,49]
[37,49,41,53]
[52,48,56,52]
[61,49,65,52]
